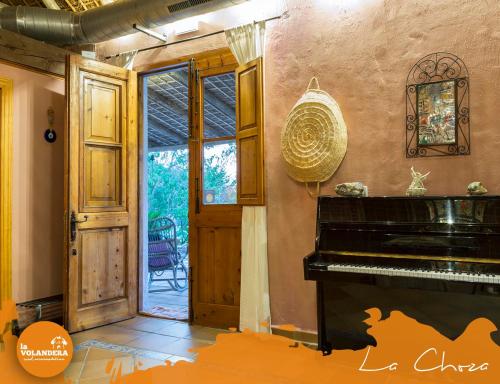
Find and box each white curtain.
[225,21,271,333]
[225,21,266,66]
[108,50,138,70]
[240,206,271,333]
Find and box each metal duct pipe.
[0,6,81,43]
[0,0,247,45]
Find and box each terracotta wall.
[0,63,65,303]
[265,0,500,331]
[98,0,500,331]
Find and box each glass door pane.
[202,140,236,204]
[201,72,237,205]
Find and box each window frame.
[196,63,239,211]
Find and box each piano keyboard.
[326,263,500,284]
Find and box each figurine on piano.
[406,167,430,196]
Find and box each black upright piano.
[304,196,500,354]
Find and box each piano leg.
[316,281,332,355]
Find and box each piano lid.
[317,196,500,225]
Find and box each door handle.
[70,211,88,242]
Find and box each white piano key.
[325,263,499,285]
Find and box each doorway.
[141,65,191,320]
[139,50,243,328]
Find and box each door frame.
[0,75,13,306]
[137,48,237,321]
[137,62,193,318]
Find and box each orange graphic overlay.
[112,308,500,384]
[0,300,499,383]
[0,301,64,383]
[17,321,73,378]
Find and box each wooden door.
[65,55,138,332]
[190,56,242,328]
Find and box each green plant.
[147,143,236,244]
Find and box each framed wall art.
[406,52,470,157]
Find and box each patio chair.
[148,217,188,292]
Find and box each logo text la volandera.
[19,337,69,361]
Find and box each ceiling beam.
[147,86,228,138]
[148,117,185,143]
[169,71,235,134]
[148,113,186,144]
[148,87,188,124]
[0,29,70,76]
[41,0,60,9]
[147,129,176,147]
[63,0,77,12]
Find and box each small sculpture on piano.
[467,181,488,195]
[335,182,367,197]
[406,167,430,196]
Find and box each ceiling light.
[174,18,200,36]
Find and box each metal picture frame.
[406,52,470,157]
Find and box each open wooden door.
[64,55,138,333]
[190,54,242,329]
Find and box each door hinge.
[195,177,200,213]
[188,266,194,324]
[188,58,196,140]
[194,69,200,132]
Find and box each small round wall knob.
[44,129,57,143]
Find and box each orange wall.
[97,0,500,331]
[0,63,65,303]
[264,0,500,331]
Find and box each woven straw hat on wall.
[281,77,348,196]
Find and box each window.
[201,72,237,205]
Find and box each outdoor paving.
[143,269,189,317]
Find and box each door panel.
[84,79,122,143]
[197,227,240,306]
[190,58,242,329]
[238,68,257,130]
[239,136,258,196]
[80,229,126,305]
[65,55,138,332]
[236,58,264,205]
[84,146,122,207]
